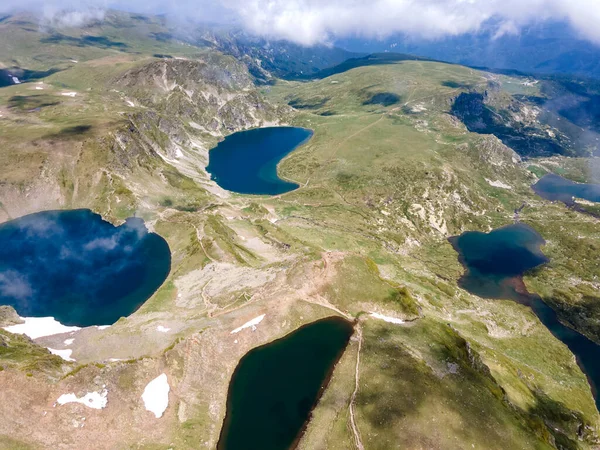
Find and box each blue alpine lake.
[218,317,354,450]
[450,223,600,409]
[0,209,171,327]
[533,173,600,206]
[206,126,313,195]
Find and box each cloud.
[0,270,33,301]
[225,0,600,46]
[18,213,64,238]
[42,7,106,28]
[83,236,120,251]
[1,0,600,46]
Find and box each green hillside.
[0,12,599,450]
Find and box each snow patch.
[61,92,77,97]
[156,325,170,333]
[575,198,598,206]
[230,314,265,334]
[64,338,75,346]
[97,325,110,330]
[141,373,170,418]
[56,390,108,410]
[3,317,80,339]
[126,100,135,107]
[11,76,20,84]
[48,348,75,362]
[485,178,512,189]
[35,86,43,90]
[370,312,405,325]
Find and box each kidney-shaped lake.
[206,126,313,195]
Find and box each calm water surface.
[533,173,600,205]
[218,317,354,450]
[206,127,313,195]
[0,209,171,327]
[450,223,600,409]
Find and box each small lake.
[218,317,354,450]
[0,209,171,327]
[450,223,600,409]
[533,173,600,206]
[206,127,313,195]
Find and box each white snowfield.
[11,76,20,84]
[156,325,170,333]
[61,92,77,97]
[230,314,265,334]
[56,389,108,409]
[485,178,512,190]
[370,312,405,325]
[141,373,170,418]
[64,338,75,346]
[3,316,80,339]
[48,348,75,362]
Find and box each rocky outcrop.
[112,56,291,183]
[475,135,521,167]
[115,56,286,136]
[0,306,22,327]
[451,91,575,157]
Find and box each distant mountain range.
[335,21,600,80]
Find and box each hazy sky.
[2,0,600,46]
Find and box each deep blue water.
[0,209,171,327]
[533,173,600,206]
[218,317,354,450]
[450,223,600,409]
[206,127,313,195]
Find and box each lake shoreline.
[217,316,354,450]
[207,126,314,196]
[449,224,600,411]
[0,209,171,327]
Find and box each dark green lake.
[450,223,600,409]
[533,173,600,206]
[206,126,313,195]
[0,209,171,327]
[218,317,354,450]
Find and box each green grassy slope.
[0,13,599,449]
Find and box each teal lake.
[218,317,354,450]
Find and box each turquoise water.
[0,209,171,327]
[533,173,600,205]
[206,127,313,195]
[218,317,354,450]
[450,223,600,409]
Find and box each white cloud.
[224,0,600,45]
[1,0,600,46]
[0,270,32,300]
[42,6,105,27]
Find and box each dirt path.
[194,224,217,264]
[349,323,365,450]
[328,115,385,162]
